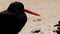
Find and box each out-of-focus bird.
[54,21,60,26]
[0,1,40,34]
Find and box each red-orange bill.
[24,9,40,16]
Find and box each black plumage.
[54,21,60,26]
[0,2,27,34]
[54,21,60,34]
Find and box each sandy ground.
[0,0,60,34]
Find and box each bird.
[54,21,60,34]
[0,1,40,34]
[54,21,60,26]
[0,1,27,34]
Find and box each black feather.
[0,1,27,34]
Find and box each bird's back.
[0,13,27,34]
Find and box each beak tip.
[37,14,40,16]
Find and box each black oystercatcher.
[0,1,40,34]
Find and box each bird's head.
[7,1,24,13]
